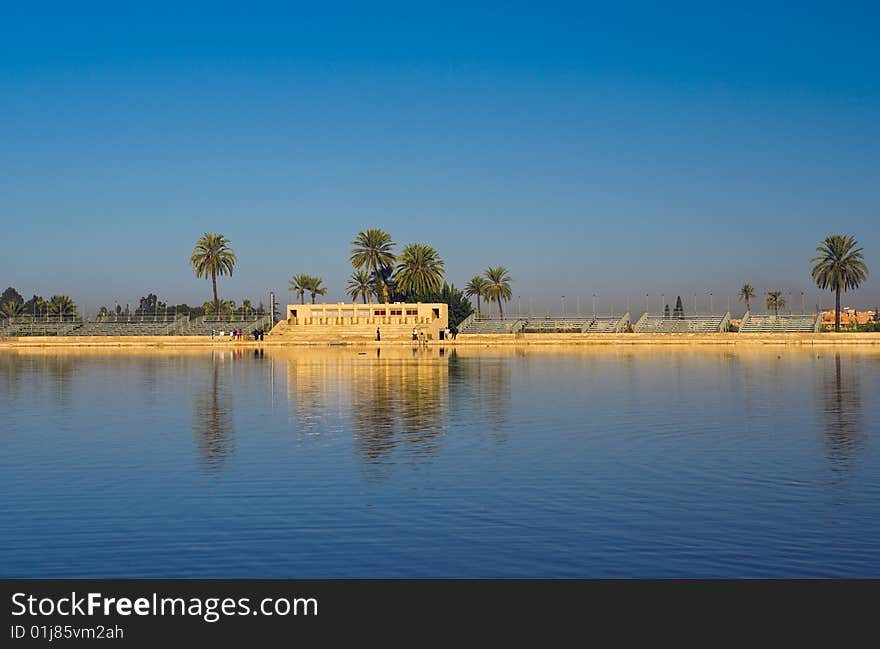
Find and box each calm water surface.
[1,346,878,577]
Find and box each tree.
[739,284,755,312]
[242,299,252,316]
[289,274,310,305]
[47,295,77,319]
[464,276,489,316]
[413,282,474,328]
[395,243,445,297]
[483,266,513,319]
[306,276,326,304]
[766,290,785,316]
[664,303,670,319]
[350,229,396,302]
[1,287,23,307]
[810,234,869,332]
[190,233,237,316]
[347,270,374,303]
[673,296,684,319]
[1,300,23,319]
[97,306,110,322]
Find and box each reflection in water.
[192,355,235,471]
[820,353,864,478]
[286,348,449,473]
[447,349,511,436]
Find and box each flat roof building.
[275,302,449,341]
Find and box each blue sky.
[1,1,878,315]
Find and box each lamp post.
[645,293,649,315]
[693,293,697,315]
[593,293,597,318]
[708,291,713,314]
[577,296,581,317]
[561,296,565,318]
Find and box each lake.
[1,345,878,577]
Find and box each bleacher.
[2,320,84,336]
[458,316,525,334]
[739,313,819,333]
[70,318,180,336]
[634,313,730,333]
[183,315,274,336]
[522,315,628,333]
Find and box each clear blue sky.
[1,1,877,315]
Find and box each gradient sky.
[1,1,878,316]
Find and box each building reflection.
[192,353,235,471]
[819,353,864,479]
[286,347,449,473]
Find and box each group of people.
[210,328,264,341]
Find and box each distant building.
[277,302,449,341]
[821,308,877,328]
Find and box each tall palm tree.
[241,299,252,317]
[347,270,374,303]
[483,266,513,319]
[350,229,396,302]
[306,276,326,304]
[810,234,869,332]
[190,233,237,316]
[464,276,489,316]
[289,274,310,305]
[48,295,77,319]
[395,244,445,297]
[738,284,755,313]
[766,291,785,317]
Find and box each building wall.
[284,302,449,339]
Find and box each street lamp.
[708,291,713,314]
[592,293,597,318]
[561,296,565,317]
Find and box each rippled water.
[1,345,879,577]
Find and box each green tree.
[350,229,396,302]
[766,290,785,316]
[1,287,23,307]
[306,275,326,304]
[289,274,310,305]
[464,276,489,316]
[1,300,23,319]
[395,243,445,297]
[483,266,513,319]
[810,234,869,332]
[347,270,374,303]
[48,295,77,319]
[739,284,755,312]
[190,233,237,316]
[413,282,474,328]
[242,299,252,316]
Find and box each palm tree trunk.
[835,286,841,332]
[311,293,316,304]
[498,299,504,320]
[212,271,219,316]
[476,296,481,316]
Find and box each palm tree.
[810,234,869,332]
[48,295,77,320]
[289,274,310,305]
[766,291,786,317]
[306,276,326,304]
[395,244,445,297]
[97,306,110,322]
[347,270,374,304]
[483,266,513,319]
[464,276,489,316]
[190,233,237,316]
[202,301,216,316]
[738,284,755,313]
[242,299,252,317]
[1,300,23,319]
[350,229,396,302]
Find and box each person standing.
[376,327,381,341]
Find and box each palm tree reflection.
[193,357,235,471]
[820,353,864,478]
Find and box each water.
[1,345,878,578]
